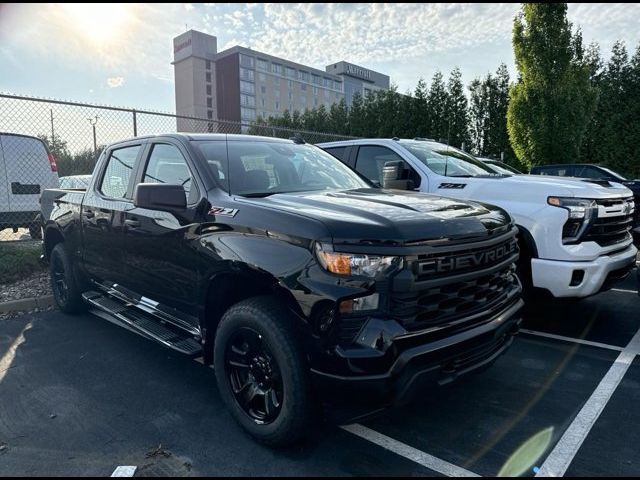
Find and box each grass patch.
[0,242,45,284]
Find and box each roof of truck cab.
[107,133,296,147]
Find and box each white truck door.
[2,135,56,213]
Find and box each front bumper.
[531,243,637,298]
[312,298,524,406]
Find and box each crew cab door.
[82,142,143,285]
[121,141,204,319]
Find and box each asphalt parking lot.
[0,273,639,477]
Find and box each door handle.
[82,210,95,219]
[124,219,140,228]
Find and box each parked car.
[0,133,59,239]
[318,139,637,299]
[478,158,523,175]
[42,133,523,446]
[530,163,640,235]
[58,174,92,190]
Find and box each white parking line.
[536,327,640,477]
[520,329,624,352]
[611,288,637,294]
[111,466,137,477]
[341,423,480,477]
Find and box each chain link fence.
[0,93,353,242]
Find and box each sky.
[1,3,639,114]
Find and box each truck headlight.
[315,243,402,277]
[548,197,597,243]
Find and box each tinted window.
[355,146,405,184]
[143,144,197,203]
[575,165,610,180]
[324,146,347,162]
[225,141,368,196]
[193,141,229,191]
[100,145,140,198]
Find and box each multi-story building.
[172,30,390,130]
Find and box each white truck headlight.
[548,197,597,243]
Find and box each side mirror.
[134,183,187,211]
[381,161,412,190]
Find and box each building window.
[314,97,318,107]
[274,89,280,99]
[207,97,212,108]
[301,84,307,91]
[285,67,296,79]
[206,72,211,83]
[313,86,319,95]
[323,77,331,88]
[272,63,283,75]
[241,94,256,107]
[206,85,211,95]
[240,81,255,94]
[240,68,255,81]
[260,85,266,94]
[275,101,280,111]
[239,53,255,68]
[288,91,293,101]
[257,58,268,70]
[261,98,265,107]
[207,110,213,119]
[206,60,211,70]
[241,107,256,121]
[288,80,294,89]
[334,81,342,91]
[274,77,280,87]
[258,72,266,82]
[299,71,309,82]
[312,74,321,85]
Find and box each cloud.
[106,76,125,88]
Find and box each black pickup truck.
[41,133,523,446]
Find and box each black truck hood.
[239,188,511,246]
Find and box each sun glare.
[63,3,131,44]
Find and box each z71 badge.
[208,206,239,217]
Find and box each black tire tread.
[214,295,313,447]
[50,243,85,314]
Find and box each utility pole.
[87,115,99,154]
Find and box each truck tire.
[214,295,313,447]
[29,220,42,240]
[50,243,85,313]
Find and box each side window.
[100,145,140,199]
[324,146,347,162]
[355,146,420,187]
[143,144,198,204]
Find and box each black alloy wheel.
[225,327,283,424]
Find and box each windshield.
[400,141,497,177]
[598,166,626,181]
[196,140,369,197]
[484,161,521,175]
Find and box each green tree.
[446,68,471,149]
[507,3,598,167]
[427,71,449,141]
[348,92,366,136]
[412,78,429,137]
[328,98,349,135]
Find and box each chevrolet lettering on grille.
[418,241,517,275]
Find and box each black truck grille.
[582,197,635,247]
[390,233,520,332]
[391,264,519,331]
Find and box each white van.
[0,133,59,239]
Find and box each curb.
[0,295,56,314]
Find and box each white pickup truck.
[318,138,637,298]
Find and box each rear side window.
[99,145,140,198]
[324,146,347,162]
[142,143,198,204]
